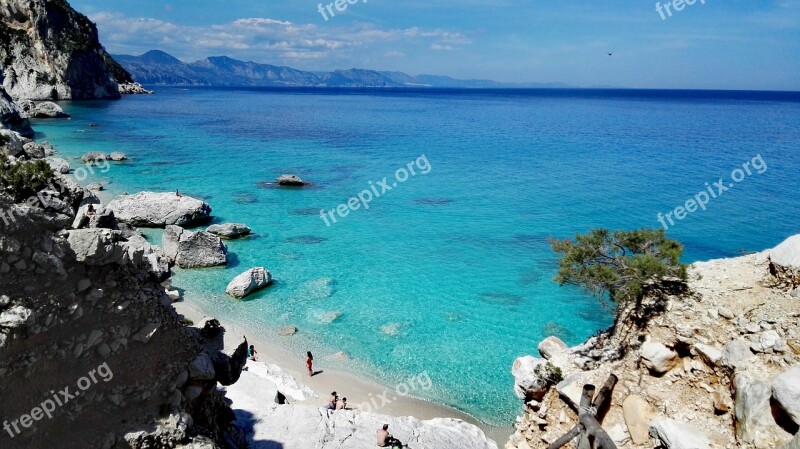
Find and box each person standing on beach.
[306,351,314,377]
[248,345,257,361]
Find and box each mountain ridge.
[114,50,570,89]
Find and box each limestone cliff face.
[0,146,246,448]
[0,86,32,136]
[0,0,134,100]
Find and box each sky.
[73,0,800,90]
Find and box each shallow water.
[33,87,800,425]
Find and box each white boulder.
[640,340,679,374]
[207,223,252,239]
[225,267,272,299]
[161,225,227,268]
[770,234,800,268]
[511,355,548,401]
[772,366,800,426]
[107,192,212,227]
[538,336,568,360]
[735,372,792,448]
[649,418,710,449]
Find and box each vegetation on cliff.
[551,228,688,314]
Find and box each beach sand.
[173,299,513,444]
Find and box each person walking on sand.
[306,351,314,377]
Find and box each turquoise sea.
[32,88,800,425]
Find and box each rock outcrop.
[0,195,243,448]
[19,100,70,118]
[207,223,251,239]
[225,267,272,298]
[276,174,309,186]
[220,360,497,449]
[162,225,227,268]
[107,192,212,227]
[770,234,800,287]
[0,0,135,100]
[507,242,800,449]
[0,87,33,136]
[119,82,154,94]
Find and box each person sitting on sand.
[85,204,96,217]
[248,345,257,361]
[324,391,338,410]
[306,351,314,377]
[377,424,402,448]
[336,396,347,410]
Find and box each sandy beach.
[173,298,513,444]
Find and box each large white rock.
[721,339,754,369]
[693,343,722,367]
[0,305,32,328]
[735,372,791,448]
[770,234,800,268]
[640,340,679,374]
[649,418,710,449]
[207,223,251,239]
[231,403,497,449]
[162,225,227,268]
[772,366,800,426]
[0,129,28,157]
[225,267,272,299]
[220,360,495,449]
[107,192,212,227]
[511,355,548,400]
[23,101,69,118]
[538,336,568,360]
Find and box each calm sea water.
[33,88,800,425]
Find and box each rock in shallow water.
[225,267,272,298]
[207,223,251,239]
[107,192,212,227]
[162,225,227,268]
[276,174,308,186]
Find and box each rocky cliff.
[508,241,800,449]
[0,86,32,136]
[0,0,138,100]
[0,135,248,448]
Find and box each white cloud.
[89,12,472,64]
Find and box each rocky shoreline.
[508,239,800,449]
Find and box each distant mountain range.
[113,50,569,89]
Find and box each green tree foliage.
[0,155,55,202]
[551,228,687,311]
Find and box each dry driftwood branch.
[546,374,619,449]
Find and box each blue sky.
[75,0,800,89]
